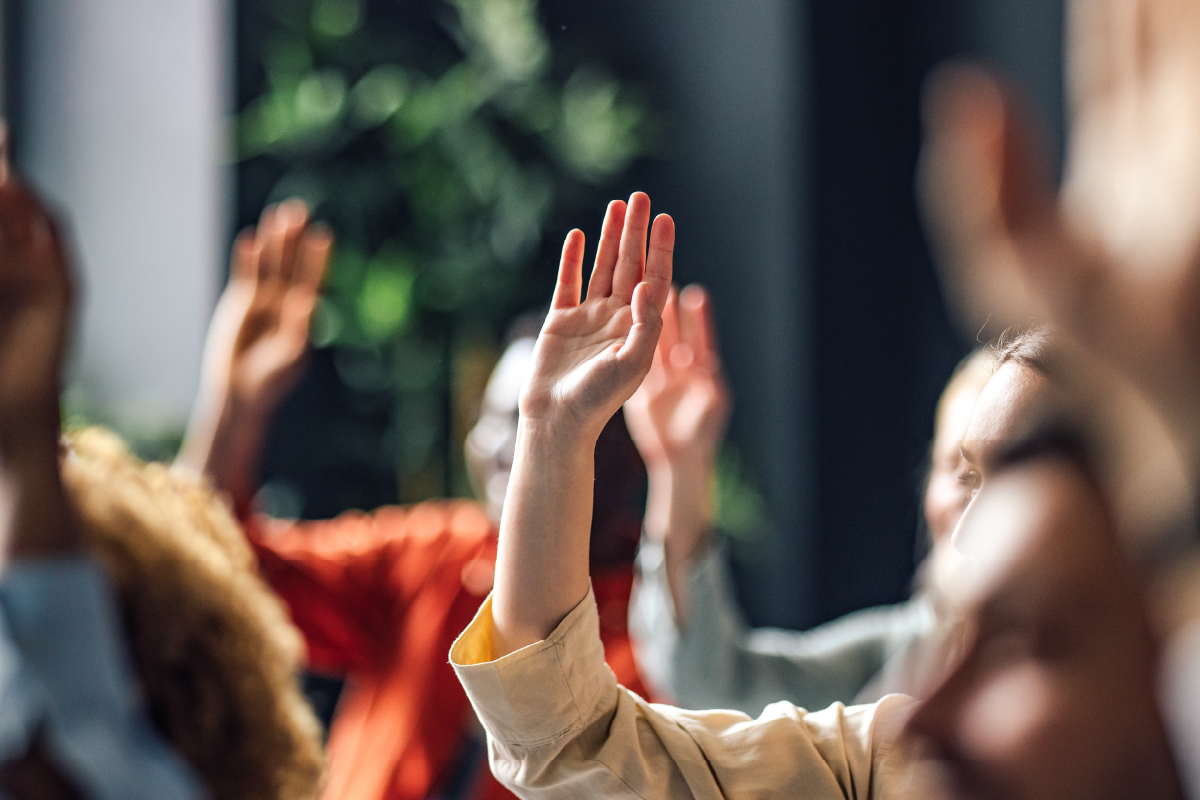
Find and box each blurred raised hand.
[920,0,1200,472]
[0,157,78,560]
[625,285,730,477]
[0,177,71,436]
[624,283,730,623]
[176,200,332,511]
[202,200,332,420]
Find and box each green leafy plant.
[239,0,656,501]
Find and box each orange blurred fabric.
[246,500,651,800]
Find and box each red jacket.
[246,500,651,800]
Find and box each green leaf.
[295,69,348,129]
[357,249,417,342]
[311,0,363,38]
[350,65,410,129]
[554,65,646,183]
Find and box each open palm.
[920,0,1200,461]
[520,193,674,439]
[202,200,332,418]
[625,284,730,472]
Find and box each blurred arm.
[631,537,932,715]
[246,502,493,675]
[0,164,200,799]
[624,284,730,626]
[175,201,332,513]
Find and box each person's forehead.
[933,379,984,459]
[962,363,1052,459]
[482,337,535,413]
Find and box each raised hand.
[519,193,675,436]
[176,200,332,511]
[0,159,79,560]
[624,285,730,476]
[919,0,1200,473]
[492,192,674,656]
[0,178,71,435]
[624,284,730,624]
[203,200,332,420]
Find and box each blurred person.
[175,201,652,800]
[0,167,322,800]
[626,283,993,713]
[449,193,1188,800]
[917,1,1200,794]
[904,429,1185,800]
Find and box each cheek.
[958,665,1057,764]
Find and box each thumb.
[618,281,666,386]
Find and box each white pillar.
[18,0,230,433]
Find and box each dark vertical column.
[807,0,956,622]
[807,0,1063,624]
[559,0,817,627]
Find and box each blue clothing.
[0,558,202,800]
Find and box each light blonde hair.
[61,428,324,800]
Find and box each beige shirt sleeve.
[451,587,923,800]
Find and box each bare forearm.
[175,395,268,514]
[491,420,597,658]
[0,408,78,561]
[645,462,714,627]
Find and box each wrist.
[644,462,715,562]
[516,416,604,461]
[177,393,269,509]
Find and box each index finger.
[295,224,334,292]
[678,284,719,371]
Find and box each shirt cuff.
[450,586,617,747]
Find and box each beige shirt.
[451,587,926,799]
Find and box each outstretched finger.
[587,199,627,299]
[254,204,280,282]
[611,193,652,303]
[274,199,310,283]
[295,224,333,293]
[257,201,303,283]
[657,287,681,374]
[552,229,586,309]
[230,229,258,283]
[678,284,719,371]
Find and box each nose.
[948,493,980,554]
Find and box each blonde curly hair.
[60,427,324,800]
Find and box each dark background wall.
[530,0,1064,628]
[232,0,1065,630]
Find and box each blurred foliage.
[712,445,772,547]
[239,0,657,503]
